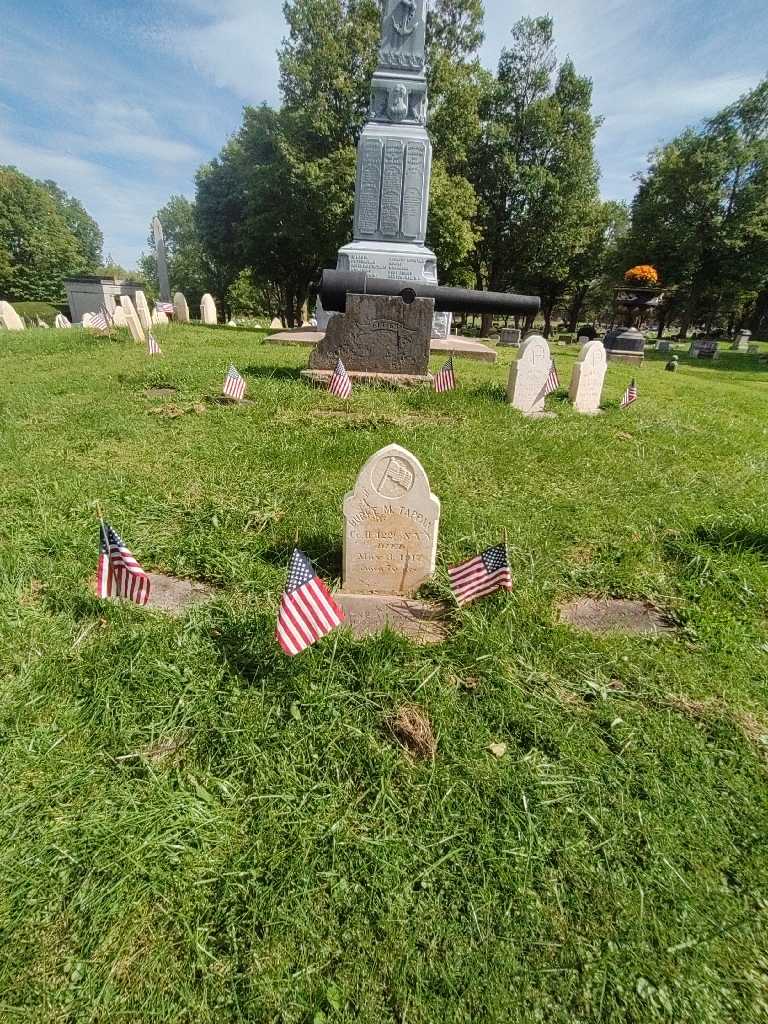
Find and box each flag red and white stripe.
[277,548,345,656]
[223,364,246,401]
[97,521,151,605]
[155,301,174,315]
[328,358,352,398]
[89,305,113,333]
[620,378,638,408]
[433,356,455,392]
[147,333,162,356]
[544,362,560,396]
[448,543,513,606]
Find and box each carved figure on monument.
[380,0,425,69]
[387,84,409,122]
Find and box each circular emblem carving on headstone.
[372,456,414,498]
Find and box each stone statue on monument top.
[379,0,426,70]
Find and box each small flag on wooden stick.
[544,362,560,396]
[328,358,352,398]
[148,333,162,356]
[620,378,638,408]
[448,543,513,606]
[97,521,151,605]
[276,548,345,656]
[433,356,455,392]
[223,364,246,401]
[155,301,174,316]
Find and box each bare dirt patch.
[559,597,673,635]
[145,386,177,398]
[146,573,215,616]
[385,703,437,760]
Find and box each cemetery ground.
[1,323,767,1024]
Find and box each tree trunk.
[656,312,666,339]
[480,313,494,338]
[567,286,589,332]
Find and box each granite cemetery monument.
[152,217,172,304]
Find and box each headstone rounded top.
[173,292,190,322]
[576,338,607,366]
[517,333,550,363]
[0,300,25,331]
[200,293,217,324]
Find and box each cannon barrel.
[319,270,541,317]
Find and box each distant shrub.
[14,301,62,325]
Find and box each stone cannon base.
[301,369,431,388]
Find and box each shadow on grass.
[260,535,343,580]
[693,523,768,558]
[469,382,507,405]
[241,365,302,382]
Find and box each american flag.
[276,548,345,656]
[97,521,151,605]
[620,378,638,408]
[89,305,113,333]
[148,333,162,356]
[155,301,174,315]
[544,362,560,396]
[36,317,49,328]
[223,364,246,401]
[448,543,513,606]
[328,358,352,398]
[55,314,71,329]
[433,356,455,393]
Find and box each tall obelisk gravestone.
[320,0,436,325]
[152,217,172,304]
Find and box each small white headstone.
[569,340,607,414]
[112,306,127,327]
[343,444,440,597]
[506,334,552,416]
[0,300,25,331]
[81,313,94,328]
[134,290,152,331]
[36,316,50,328]
[173,292,190,323]
[119,296,145,342]
[200,294,217,324]
[270,317,283,329]
[54,313,71,329]
[152,308,169,325]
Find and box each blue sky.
[1,0,766,269]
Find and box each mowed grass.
[1,323,767,1023]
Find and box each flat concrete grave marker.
[498,327,521,347]
[343,444,440,596]
[134,290,152,332]
[506,334,553,416]
[200,294,217,325]
[120,296,145,342]
[173,292,190,323]
[569,339,607,414]
[0,301,25,331]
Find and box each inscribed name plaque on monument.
[343,444,440,596]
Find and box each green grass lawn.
[1,324,767,1023]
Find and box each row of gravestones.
[509,335,607,416]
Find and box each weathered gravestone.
[0,300,25,331]
[200,294,217,325]
[119,296,145,342]
[308,293,432,379]
[173,292,190,323]
[506,334,552,416]
[269,317,283,329]
[112,306,127,327]
[657,339,672,354]
[134,291,152,332]
[152,217,172,303]
[343,444,440,596]
[733,329,751,352]
[569,339,607,414]
[54,313,71,329]
[499,327,522,347]
[688,339,719,360]
[152,308,169,325]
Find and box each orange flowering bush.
[624,264,659,287]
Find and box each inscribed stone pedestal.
[506,335,552,416]
[308,293,432,375]
[343,444,440,596]
[173,292,190,323]
[200,294,217,325]
[134,291,152,332]
[0,300,25,331]
[569,340,607,414]
[120,296,145,342]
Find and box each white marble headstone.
[152,308,169,325]
[569,340,607,414]
[119,296,145,342]
[269,317,283,329]
[133,290,152,332]
[506,334,552,415]
[0,300,25,331]
[173,292,190,323]
[111,306,127,327]
[343,444,440,596]
[200,294,217,324]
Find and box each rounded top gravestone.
[200,294,217,325]
[569,339,607,414]
[133,290,152,332]
[506,334,552,416]
[0,300,25,331]
[119,295,145,342]
[343,443,440,596]
[173,292,190,323]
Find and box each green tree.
[469,17,602,335]
[0,166,99,302]
[42,181,103,269]
[138,196,212,312]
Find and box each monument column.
[334,0,437,293]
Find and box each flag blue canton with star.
[286,549,316,590]
[482,544,508,574]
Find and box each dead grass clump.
[385,703,437,760]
